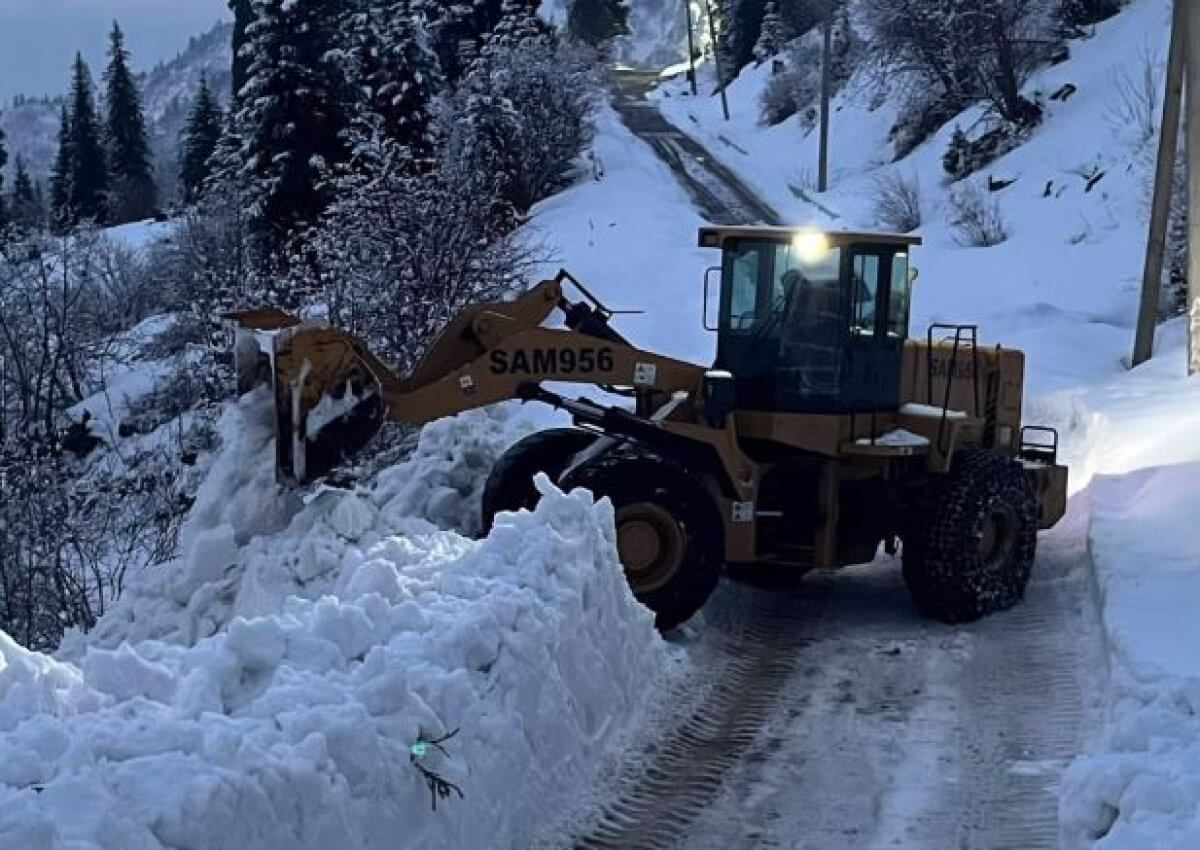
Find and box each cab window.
[724,244,762,331]
[888,253,911,338]
[851,254,880,336]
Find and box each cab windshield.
[721,239,843,334]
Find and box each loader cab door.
[841,248,910,410]
[714,237,911,414]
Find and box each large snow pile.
[0,393,666,850]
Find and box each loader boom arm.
[228,272,708,483]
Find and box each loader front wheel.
[564,451,722,631]
[902,449,1038,624]
[481,428,596,534]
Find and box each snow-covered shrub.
[312,131,547,378]
[887,87,963,160]
[942,121,1031,181]
[872,169,922,233]
[1057,0,1123,33]
[947,181,1009,247]
[0,445,74,650]
[0,228,121,434]
[1104,43,1163,148]
[863,0,1051,127]
[758,18,858,128]
[444,36,602,214]
[943,126,973,181]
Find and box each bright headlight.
[792,231,829,263]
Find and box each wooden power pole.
[818,11,833,192]
[1132,0,1186,368]
[703,0,731,121]
[1187,0,1200,374]
[684,0,698,96]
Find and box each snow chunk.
[856,428,930,448]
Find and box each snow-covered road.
[611,71,781,227]
[561,505,1103,850]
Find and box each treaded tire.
[902,448,1038,624]
[481,428,595,534]
[562,448,723,631]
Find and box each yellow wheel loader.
[229,227,1068,630]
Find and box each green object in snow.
[411,741,429,758]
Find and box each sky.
[0,0,231,104]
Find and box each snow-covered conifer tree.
[753,1,790,63]
[104,22,158,223]
[178,76,224,202]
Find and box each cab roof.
[698,226,922,249]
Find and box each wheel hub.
[616,502,686,594]
[979,503,1017,568]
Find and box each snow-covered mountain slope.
[0,22,232,190]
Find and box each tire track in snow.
[571,582,833,850]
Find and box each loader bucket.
[226,312,386,484]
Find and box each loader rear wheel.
[564,451,722,631]
[481,428,595,533]
[902,448,1038,624]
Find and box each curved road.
[553,75,1104,850]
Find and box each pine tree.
[348,1,442,154]
[104,22,157,223]
[65,53,108,225]
[943,126,972,180]
[567,0,629,47]
[49,104,72,230]
[229,0,255,101]
[428,0,504,83]
[10,156,42,229]
[752,1,789,63]
[0,125,8,229]
[486,0,553,54]
[238,0,350,260]
[178,75,223,202]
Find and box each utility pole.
[1187,0,1200,374]
[818,10,833,192]
[684,0,698,96]
[1132,0,1186,368]
[703,0,731,121]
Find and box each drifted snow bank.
[1061,462,1200,850]
[0,393,665,850]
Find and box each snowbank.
[1060,457,1200,850]
[2,391,666,850]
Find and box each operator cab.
[699,227,921,414]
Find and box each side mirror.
[703,266,721,332]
